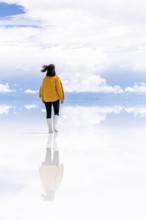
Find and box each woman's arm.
[56,76,64,102]
[39,79,45,99]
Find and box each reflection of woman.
[39,134,64,201]
[39,64,64,133]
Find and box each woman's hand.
[61,100,64,104]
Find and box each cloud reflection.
[0,105,14,115]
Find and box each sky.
[0,0,146,95]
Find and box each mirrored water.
[0,95,146,220]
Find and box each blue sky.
[0,0,146,96]
[0,2,25,17]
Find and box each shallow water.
[0,101,146,220]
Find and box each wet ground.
[0,104,146,220]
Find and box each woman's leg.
[52,100,60,115]
[44,102,53,133]
[52,100,60,132]
[44,102,52,118]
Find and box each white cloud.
[0,105,13,115]
[61,106,123,126]
[125,83,146,93]
[60,105,146,130]
[1,0,146,92]
[125,106,146,117]
[24,104,39,110]
[24,89,38,94]
[0,83,14,93]
[3,0,146,19]
[96,85,123,93]
[63,72,124,93]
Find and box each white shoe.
[47,118,53,133]
[53,115,59,132]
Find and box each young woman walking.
[39,64,64,133]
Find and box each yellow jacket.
[39,75,64,102]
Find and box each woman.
[39,64,64,133]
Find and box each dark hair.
[41,64,56,77]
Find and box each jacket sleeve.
[39,79,44,99]
[39,86,42,98]
[56,77,64,102]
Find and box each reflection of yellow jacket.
[39,75,64,102]
[39,164,64,191]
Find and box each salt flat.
[0,105,146,220]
